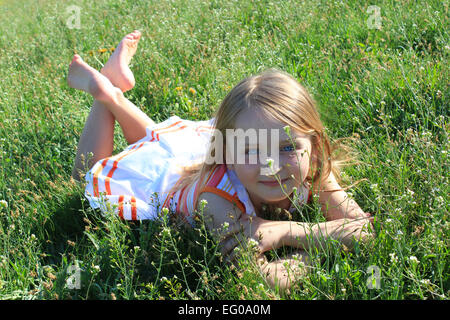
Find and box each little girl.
[69,31,373,291]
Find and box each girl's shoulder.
[196,189,246,231]
[197,164,246,214]
[197,190,244,218]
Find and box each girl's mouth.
[259,178,289,187]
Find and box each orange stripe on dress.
[161,192,173,210]
[118,195,125,219]
[204,165,217,185]
[161,125,187,133]
[154,125,187,141]
[199,186,246,213]
[223,180,233,194]
[195,125,214,132]
[154,120,183,133]
[104,144,140,195]
[176,186,187,214]
[192,179,201,211]
[131,196,137,220]
[149,123,187,142]
[93,158,109,197]
[207,164,226,187]
[196,125,214,129]
[150,120,182,141]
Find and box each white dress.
[84,116,311,222]
[84,115,215,220]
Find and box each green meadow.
[0,0,448,299]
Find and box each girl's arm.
[197,192,288,254]
[315,172,371,221]
[197,191,372,255]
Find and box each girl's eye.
[281,145,295,152]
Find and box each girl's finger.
[220,233,245,256]
[219,237,236,256]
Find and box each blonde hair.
[167,69,356,211]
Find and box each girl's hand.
[317,218,374,249]
[281,216,374,251]
[218,214,287,257]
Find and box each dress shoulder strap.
[198,164,246,213]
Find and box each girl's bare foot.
[68,54,119,103]
[101,30,141,92]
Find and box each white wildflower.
[389,252,398,264]
[200,199,208,207]
[266,158,274,168]
[0,200,7,209]
[248,238,259,249]
[313,193,320,201]
[161,227,171,237]
[409,256,419,265]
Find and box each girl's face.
[226,108,313,211]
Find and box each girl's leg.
[72,100,115,181]
[71,31,156,180]
[98,29,156,143]
[101,88,155,144]
[70,55,156,180]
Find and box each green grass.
[0,0,448,300]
